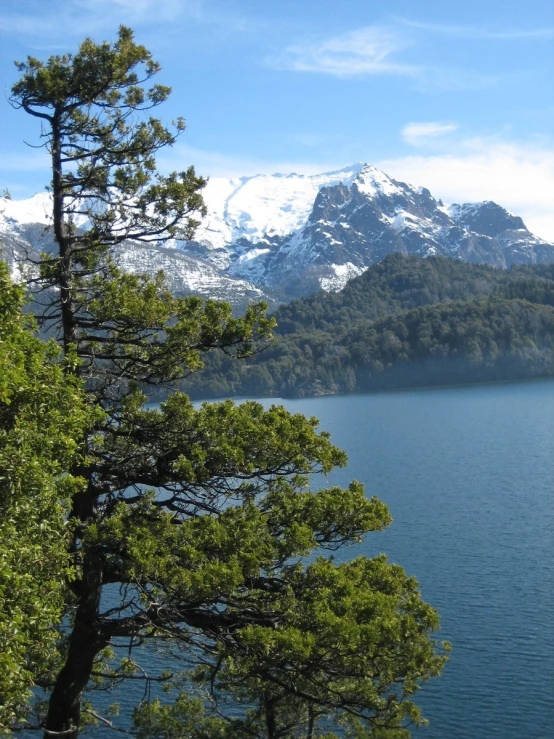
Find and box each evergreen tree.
[9,27,447,738]
[0,263,94,731]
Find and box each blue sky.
[1,0,553,238]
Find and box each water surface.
[61,380,554,737]
[275,380,554,738]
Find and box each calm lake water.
[58,379,554,737]
[272,379,554,739]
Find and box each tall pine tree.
[9,27,447,738]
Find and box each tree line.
[181,255,554,399]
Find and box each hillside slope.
[180,255,554,399]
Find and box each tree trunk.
[306,705,315,739]
[264,693,276,739]
[43,554,106,739]
[45,122,100,734]
[51,114,78,357]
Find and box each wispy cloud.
[416,67,512,93]
[0,0,207,45]
[269,23,513,91]
[270,26,418,77]
[397,18,554,41]
[402,122,458,146]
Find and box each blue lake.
[272,379,554,738]
[58,379,554,737]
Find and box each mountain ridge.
[2,162,553,305]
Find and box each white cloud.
[271,26,418,77]
[0,0,264,46]
[0,0,205,42]
[414,68,509,93]
[270,25,510,90]
[74,0,192,22]
[402,122,459,146]
[77,0,187,16]
[397,18,554,41]
[377,138,554,241]
[156,143,342,180]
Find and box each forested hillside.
[181,255,554,399]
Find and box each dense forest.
[181,255,554,399]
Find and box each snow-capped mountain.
[185,163,554,298]
[0,193,270,312]
[2,163,553,304]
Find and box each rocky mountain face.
[2,163,553,305]
[188,163,554,299]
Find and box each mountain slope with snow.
[182,162,554,298]
[0,196,270,312]
[2,163,553,303]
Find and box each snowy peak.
[448,201,527,238]
[0,192,90,230]
[0,192,53,227]
[2,163,553,304]
[0,194,271,314]
[353,164,405,199]
[196,163,365,250]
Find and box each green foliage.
[346,297,554,391]
[0,263,94,731]
[11,26,204,246]
[77,266,273,392]
[274,254,507,334]
[192,552,446,737]
[182,255,554,399]
[10,29,448,739]
[132,692,411,738]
